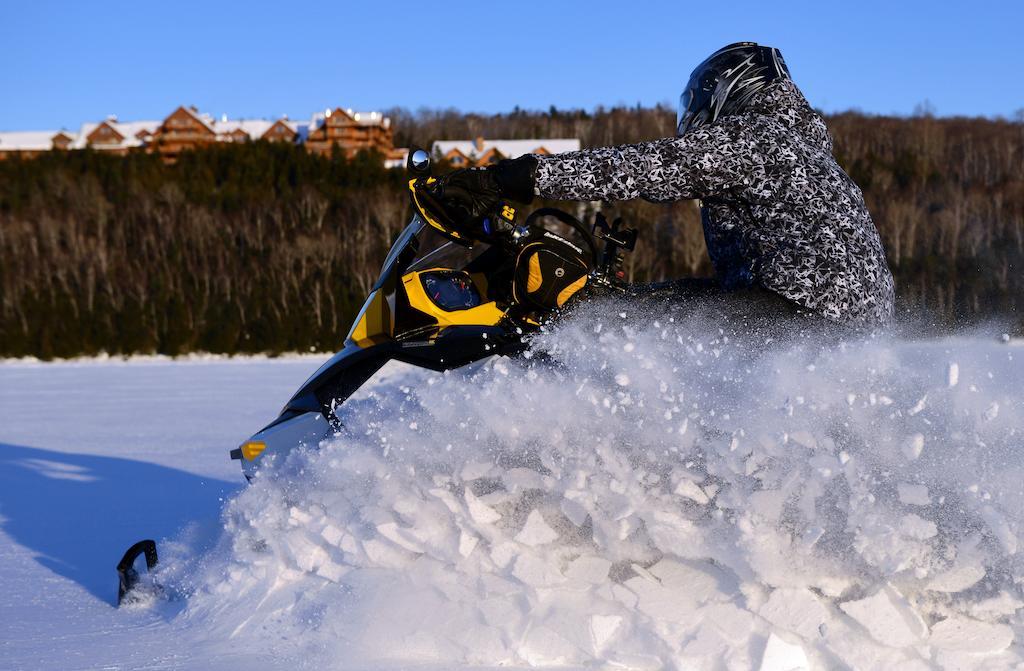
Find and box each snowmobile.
[115,149,640,604]
[228,148,638,481]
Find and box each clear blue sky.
[1,0,1021,132]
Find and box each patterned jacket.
[533,80,895,326]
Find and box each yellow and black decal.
[402,269,506,332]
[346,289,394,348]
[408,178,466,242]
[512,240,590,311]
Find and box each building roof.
[71,120,161,149]
[212,118,275,139]
[0,130,68,151]
[308,108,392,132]
[383,147,409,169]
[431,138,581,160]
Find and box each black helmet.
[677,42,791,135]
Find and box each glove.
[435,168,503,226]
[435,155,539,226]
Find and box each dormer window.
[51,132,73,150]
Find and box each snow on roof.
[383,147,409,169]
[212,118,274,139]
[308,109,391,131]
[0,130,70,151]
[1,106,389,154]
[70,120,161,149]
[431,138,581,160]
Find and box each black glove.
[435,155,539,225]
[435,168,503,226]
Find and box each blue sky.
[1,0,1021,131]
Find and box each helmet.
[677,42,791,135]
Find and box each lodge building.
[431,137,581,167]
[0,104,405,165]
[0,107,582,170]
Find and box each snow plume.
[180,299,1023,669]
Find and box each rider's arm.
[533,118,765,203]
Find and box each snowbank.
[170,300,1023,669]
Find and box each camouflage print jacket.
[533,80,895,326]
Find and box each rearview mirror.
[408,148,431,176]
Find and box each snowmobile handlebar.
[405,147,637,288]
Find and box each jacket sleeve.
[534,118,766,203]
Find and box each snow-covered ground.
[2,305,1022,670]
[0,356,323,669]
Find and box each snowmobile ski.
[116,539,158,606]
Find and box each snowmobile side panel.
[348,289,393,348]
[401,269,507,329]
[394,325,524,371]
[285,343,389,415]
[239,411,331,480]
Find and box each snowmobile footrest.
[117,539,158,606]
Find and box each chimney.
[474,136,485,152]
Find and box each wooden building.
[304,108,393,157]
[1,104,398,164]
[149,106,218,161]
[0,131,78,159]
[431,137,581,167]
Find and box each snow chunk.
[515,509,559,546]
[927,563,986,593]
[897,483,930,506]
[288,506,313,526]
[928,616,1013,654]
[320,523,345,546]
[458,530,479,558]
[564,555,612,584]
[759,588,830,639]
[519,625,579,666]
[980,505,1018,554]
[947,362,959,387]
[759,633,809,671]
[789,430,817,449]
[628,560,720,623]
[316,561,348,583]
[901,433,925,460]
[899,513,937,540]
[589,614,622,653]
[465,488,501,524]
[674,477,710,504]
[839,585,927,648]
[512,554,564,587]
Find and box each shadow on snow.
[0,442,239,606]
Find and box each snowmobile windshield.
[407,228,491,273]
[374,214,494,290]
[374,216,427,288]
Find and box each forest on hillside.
[0,106,1021,358]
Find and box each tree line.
[0,107,1021,357]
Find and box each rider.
[434,42,895,327]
